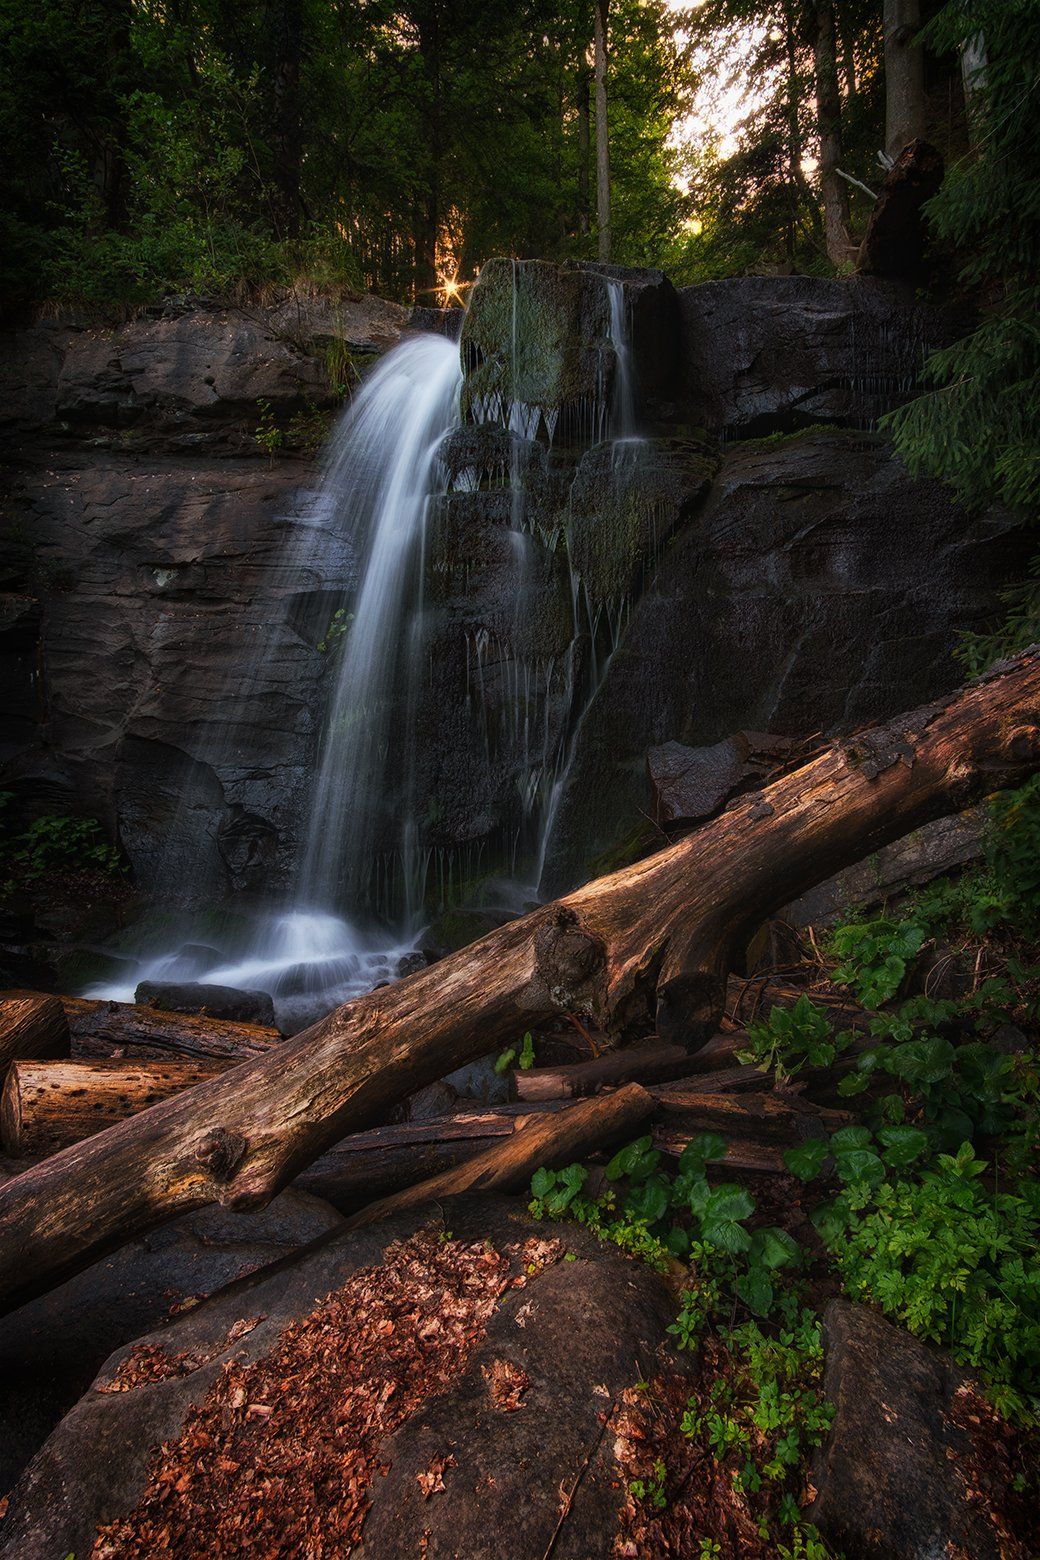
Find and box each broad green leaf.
[782,1139,828,1182]
[530,1167,556,1199]
[877,1126,929,1168]
[749,1226,800,1270]
[735,1265,774,1317]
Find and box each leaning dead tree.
[1,650,1039,1314]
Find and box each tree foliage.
[0,0,692,311]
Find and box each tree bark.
[1,651,1040,1313]
[343,1084,654,1230]
[884,0,926,160]
[1,1059,232,1159]
[813,0,852,265]
[0,996,69,1085]
[857,138,944,278]
[577,67,591,236]
[47,994,281,1062]
[594,0,611,262]
[513,1041,692,1101]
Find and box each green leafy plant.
[317,609,353,653]
[629,1456,668,1511]
[818,1146,1040,1423]
[496,1031,537,1075]
[739,994,852,1083]
[829,918,925,1008]
[1,813,124,885]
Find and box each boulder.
[782,807,985,927]
[460,258,680,438]
[0,1189,343,1500]
[811,1300,1032,1559]
[0,292,407,453]
[134,980,277,1027]
[0,1198,686,1560]
[679,275,967,437]
[648,730,795,827]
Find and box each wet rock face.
[1,452,345,897]
[680,274,967,437]
[541,428,1030,894]
[0,271,1028,922]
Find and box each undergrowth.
[525,779,1040,1544]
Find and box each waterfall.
[83,267,643,1030]
[85,332,462,1029]
[295,334,462,913]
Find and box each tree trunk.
[594,0,611,263]
[1,651,1040,1313]
[512,1040,692,1101]
[857,138,944,278]
[577,68,591,236]
[813,0,852,265]
[1,1059,232,1159]
[884,0,926,160]
[0,996,69,1080]
[272,0,304,239]
[343,1084,654,1230]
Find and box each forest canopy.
[0,0,1019,313]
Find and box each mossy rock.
[460,258,614,425]
[566,437,718,618]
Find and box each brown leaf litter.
[92,1231,559,1558]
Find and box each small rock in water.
[134,980,276,1028]
[396,951,427,979]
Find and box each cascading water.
[84,265,646,1033]
[296,334,463,912]
[86,332,463,1029]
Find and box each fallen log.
[64,995,281,1062]
[1,651,1039,1312]
[0,995,69,1082]
[652,1086,849,1141]
[511,1040,690,1101]
[343,1084,654,1230]
[1,1058,234,1158]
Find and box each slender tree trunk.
[839,13,857,99]
[813,0,852,266]
[594,0,611,263]
[577,68,591,236]
[783,1,820,248]
[884,0,927,159]
[272,0,304,240]
[416,10,442,298]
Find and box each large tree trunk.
[594,0,611,262]
[52,995,281,1062]
[1,652,1039,1313]
[1,1058,232,1158]
[884,0,926,160]
[813,0,852,266]
[577,67,591,236]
